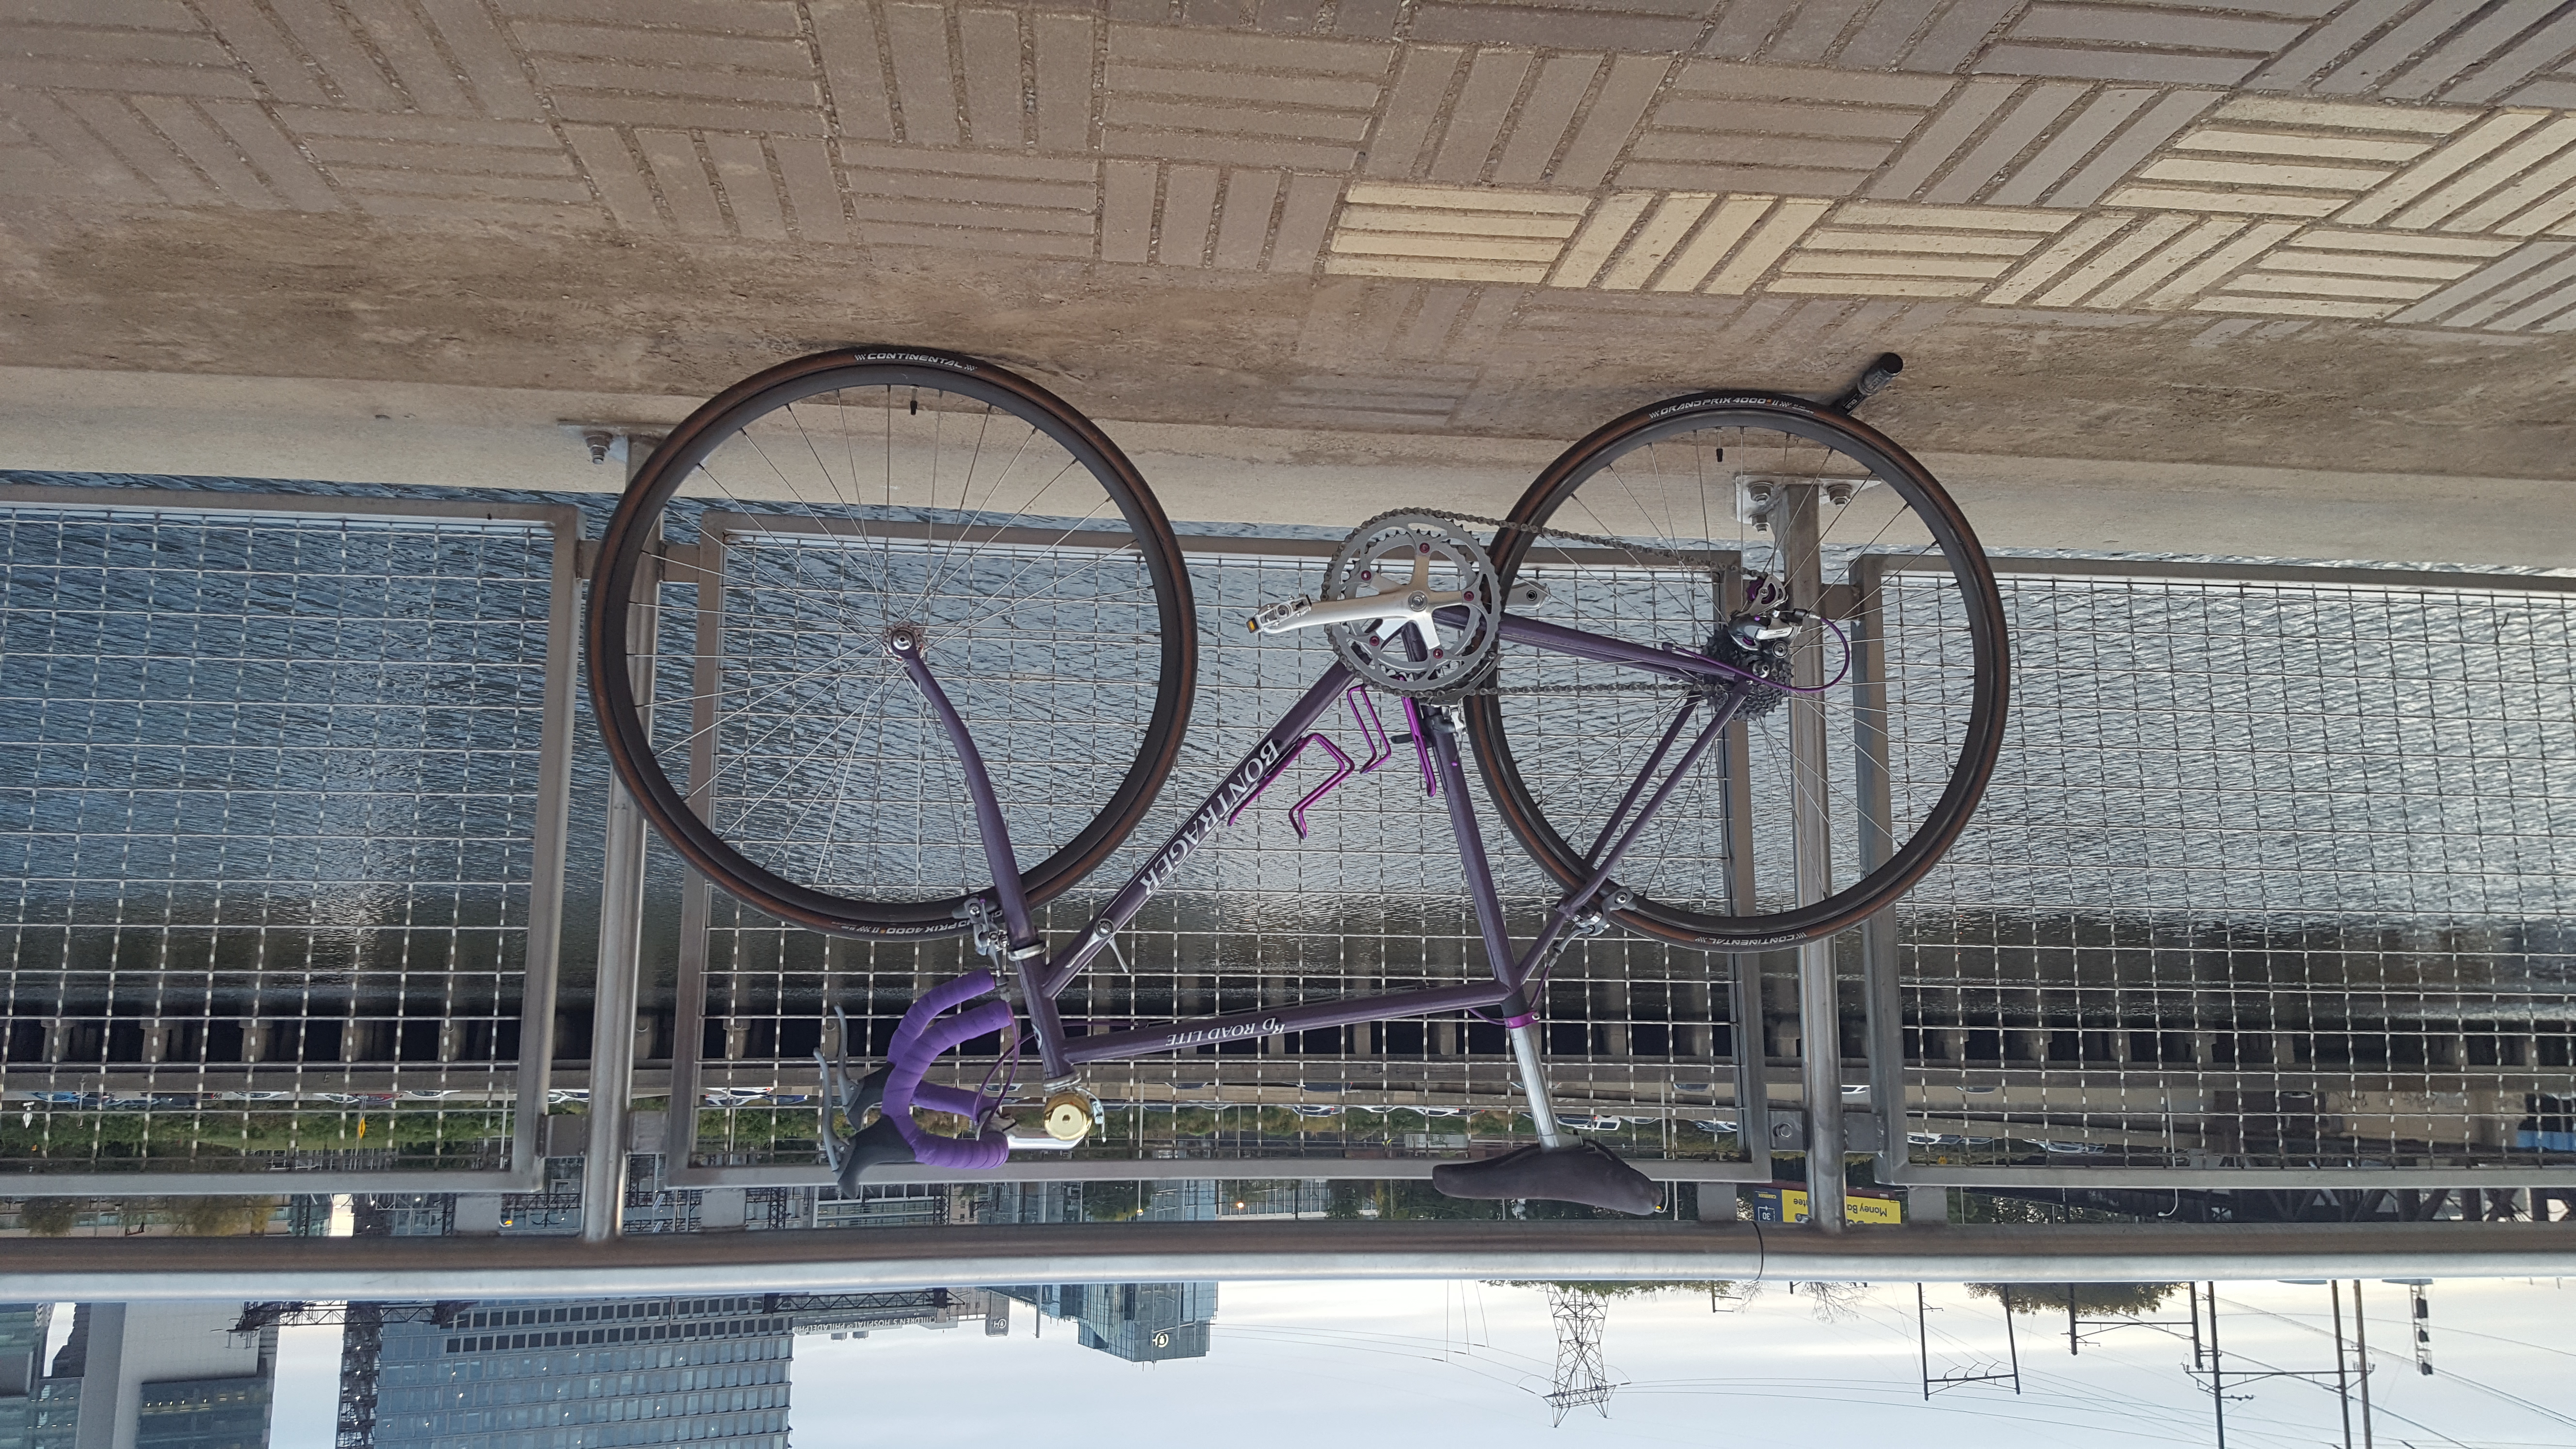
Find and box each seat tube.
[1424,705,1515,990]
[1507,1016,1567,1150]
[1425,706,1564,1149]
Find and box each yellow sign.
[1758,1186,1904,1225]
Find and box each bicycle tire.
[587,347,1196,938]
[1463,389,2008,949]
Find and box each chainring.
[1320,511,1500,700]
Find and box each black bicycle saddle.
[1431,1140,1662,1216]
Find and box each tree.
[18,1198,80,1236]
[1794,1281,1873,1322]
[163,1196,281,1236]
[1967,1282,2183,1316]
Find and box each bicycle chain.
[1421,509,1729,585]
[1335,508,1734,700]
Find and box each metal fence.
[1,476,2570,1208]
[0,484,577,1193]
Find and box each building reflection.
[978,1179,1235,1364]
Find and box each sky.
[239,1276,2576,1449]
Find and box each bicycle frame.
[889,611,1757,1114]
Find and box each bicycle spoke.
[593,351,1191,935]
[1473,404,1999,948]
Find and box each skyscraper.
[994,1283,1217,1365]
[367,1298,789,1449]
[9,1305,274,1449]
[0,1304,53,1449]
[982,1180,1219,1366]
[1068,1284,1215,1365]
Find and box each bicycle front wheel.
[1464,390,2007,949]
[587,348,1196,938]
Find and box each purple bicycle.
[588,348,2007,1213]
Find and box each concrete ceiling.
[3,0,2574,561]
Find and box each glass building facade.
[0,1304,51,1449]
[2,1304,272,1449]
[133,1379,271,1449]
[370,1298,789,1449]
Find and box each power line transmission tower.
[1543,1287,1616,1425]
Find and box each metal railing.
[1,474,2571,1228]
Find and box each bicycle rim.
[1463,391,2007,949]
[587,348,1196,938]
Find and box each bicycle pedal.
[1042,1087,1098,1142]
[1249,595,1315,634]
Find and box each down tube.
[1036,661,1355,998]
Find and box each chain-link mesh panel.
[1882,566,2576,1175]
[0,501,566,1178]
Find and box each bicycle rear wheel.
[1463,390,2007,948]
[587,348,1196,938]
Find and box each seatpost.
[1505,992,1568,1151]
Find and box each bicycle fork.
[884,624,1072,1082]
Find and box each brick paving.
[5,0,2576,460]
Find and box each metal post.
[508,511,583,1192]
[1916,1283,1932,1401]
[583,525,657,1242]
[1850,555,1905,1193]
[2353,1280,2374,1449]
[2208,1282,2228,1449]
[2002,1284,2021,1392]
[1722,705,1770,1181]
[1781,484,1844,1230]
[664,531,725,1182]
[2332,1280,2354,1449]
